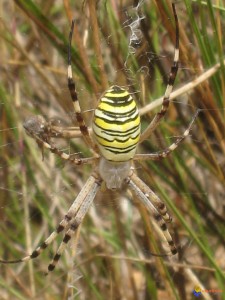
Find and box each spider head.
[98,157,131,190]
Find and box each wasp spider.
[0,4,198,273]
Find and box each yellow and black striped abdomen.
[92,86,141,162]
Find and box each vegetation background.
[0,0,224,299]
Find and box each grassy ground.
[0,0,224,299]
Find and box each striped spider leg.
[67,19,99,154]
[0,174,102,274]
[140,3,179,143]
[126,174,177,255]
[0,3,198,273]
[134,110,199,161]
[23,115,97,165]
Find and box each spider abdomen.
[92,85,141,162]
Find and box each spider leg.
[68,20,99,153]
[0,176,100,265]
[47,179,100,273]
[48,125,83,139]
[140,3,179,143]
[23,116,98,165]
[129,172,172,223]
[135,110,199,161]
[126,176,177,255]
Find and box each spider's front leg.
[46,174,101,273]
[126,172,177,255]
[0,175,101,273]
[129,172,172,223]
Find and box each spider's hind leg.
[67,20,99,154]
[140,3,179,143]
